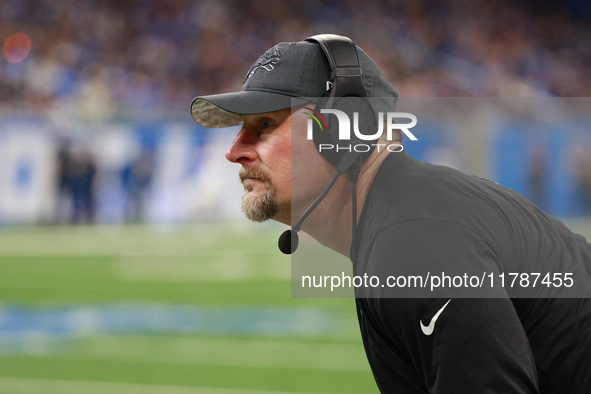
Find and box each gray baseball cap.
[190,38,399,128]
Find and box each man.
[191,35,591,393]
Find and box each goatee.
[239,167,279,222]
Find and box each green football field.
[0,223,376,393]
[0,219,590,393]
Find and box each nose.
[225,127,258,164]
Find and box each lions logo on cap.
[244,46,280,82]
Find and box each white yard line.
[25,335,368,372]
[0,377,318,394]
[114,255,290,281]
[0,225,285,257]
[0,250,281,258]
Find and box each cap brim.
[191,91,307,128]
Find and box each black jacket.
[353,151,591,393]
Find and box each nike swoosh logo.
[420,299,451,336]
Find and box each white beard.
[241,189,278,222]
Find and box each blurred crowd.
[0,0,590,121]
[1,0,591,224]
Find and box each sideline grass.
[1,220,589,393]
[0,224,376,393]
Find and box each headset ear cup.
[312,119,342,165]
[337,97,379,161]
[313,97,380,165]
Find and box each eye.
[261,119,273,129]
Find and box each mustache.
[239,167,272,188]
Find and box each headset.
[278,34,379,256]
[307,34,378,165]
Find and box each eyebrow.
[244,111,289,125]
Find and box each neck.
[300,142,398,258]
